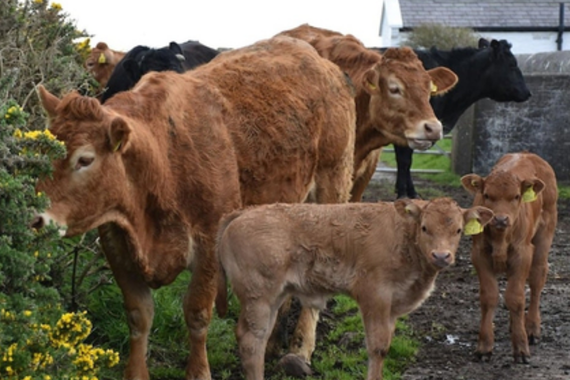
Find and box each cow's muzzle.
[431,251,452,268]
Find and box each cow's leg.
[504,247,533,364]
[184,241,217,380]
[473,254,499,360]
[360,297,394,380]
[99,226,153,380]
[526,229,554,344]
[350,149,381,202]
[287,306,320,362]
[394,145,416,199]
[237,299,280,380]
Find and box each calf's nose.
[431,251,452,268]
[492,215,509,229]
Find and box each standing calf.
[461,152,557,363]
[217,198,493,380]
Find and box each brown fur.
[277,24,459,201]
[217,198,493,380]
[84,42,126,89]
[461,152,558,364]
[36,36,355,380]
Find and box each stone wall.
[452,51,570,181]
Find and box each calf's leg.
[360,297,394,380]
[473,253,499,360]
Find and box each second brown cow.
[461,152,558,363]
[218,198,493,380]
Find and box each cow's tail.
[214,208,246,318]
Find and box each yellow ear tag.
[464,219,484,236]
[113,140,122,152]
[368,82,377,90]
[522,187,537,203]
[430,81,438,95]
[98,53,106,64]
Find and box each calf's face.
[84,42,123,88]
[395,198,494,268]
[33,86,132,236]
[461,172,545,231]
[364,47,458,150]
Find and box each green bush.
[402,23,480,50]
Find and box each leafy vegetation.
[402,23,480,50]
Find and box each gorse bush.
[1,1,120,379]
[403,23,480,50]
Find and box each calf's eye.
[421,226,427,233]
[483,194,489,200]
[457,228,462,234]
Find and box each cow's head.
[364,47,458,150]
[461,171,544,231]
[395,197,493,268]
[84,42,125,88]
[101,43,186,103]
[33,85,134,236]
[477,38,531,102]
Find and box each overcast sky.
[55,0,384,52]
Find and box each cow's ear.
[427,67,458,96]
[37,85,60,122]
[478,38,490,49]
[463,206,494,235]
[108,117,132,154]
[461,174,484,195]
[362,66,381,95]
[123,59,141,83]
[169,42,185,62]
[521,178,545,203]
[394,199,422,222]
[95,42,109,50]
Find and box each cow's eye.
[421,225,427,233]
[75,156,94,170]
[514,194,520,201]
[483,193,489,200]
[389,86,401,95]
[457,228,462,234]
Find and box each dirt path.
[364,175,570,380]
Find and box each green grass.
[380,138,461,190]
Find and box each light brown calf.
[461,152,557,363]
[35,36,355,380]
[218,198,493,380]
[277,24,458,201]
[84,42,126,89]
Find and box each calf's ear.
[394,199,422,221]
[521,178,545,202]
[461,174,484,195]
[108,117,132,154]
[37,85,60,122]
[362,66,381,95]
[427,67,458,96]
[478,38,490,49]
[463,206,494,235]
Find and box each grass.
[86,274,418,380]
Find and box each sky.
[55,0,384,52]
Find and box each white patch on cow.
[406,120,443,150]
[185,235,196,270]
[499,153,522,171]
[303,179,317,203]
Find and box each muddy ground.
[362,173,570,380]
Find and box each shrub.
[402,23,480,50]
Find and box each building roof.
[399,0,570,30]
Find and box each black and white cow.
[388,39,531,198]
[101,40,219,103]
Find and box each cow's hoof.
[474,350,492,362]
[528,334,538,345]
[278,354,313,377]
[514,353,530,365]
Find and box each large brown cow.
[34,35,356,380]
[277,24,458,202]
[84,42,126,89]
[461,152,557,363]
[217,198,494,380]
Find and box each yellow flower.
[44,375,52,380]
[34,0,44,3]
[5,366,13,375]
[13,129,23,138]
[24,310,32,317]
[34,251,39,257]
[50,2,62,10]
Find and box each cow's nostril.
[30,215,45,230]
[424,123,433,134]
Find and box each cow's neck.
[428,48,493,131]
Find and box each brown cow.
[217,198,494,380]
[34,35,355,380]
[461,152,557,363]
[277,24,458,202]
[84,42,126,89]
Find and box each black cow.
[387,38,531,198]
[101,40,219,103]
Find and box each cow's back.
[191,36,356,205]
